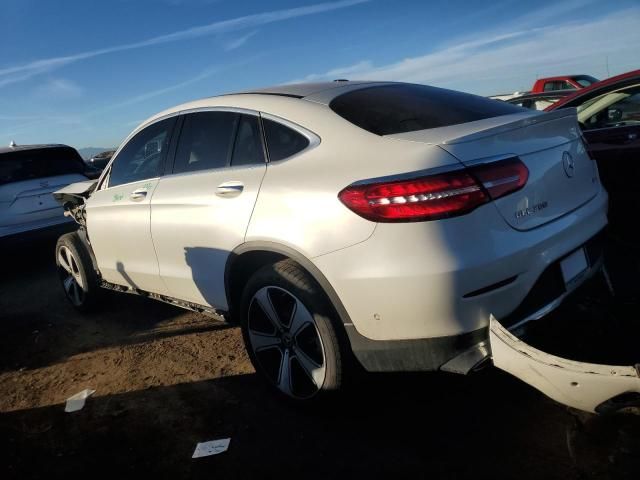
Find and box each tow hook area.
[489,315,640,414]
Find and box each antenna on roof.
[9,140,17,148]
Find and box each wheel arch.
[224,241,352,328]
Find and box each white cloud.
[224,30,259,51]
[292,7,640,95]
[33,79,84,99]
[0,0,370,88]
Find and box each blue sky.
[1,0,639,149]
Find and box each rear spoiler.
[387,108,578,146]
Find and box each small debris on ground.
[65,389,95,413]
[192,438,231,458]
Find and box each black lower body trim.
[344,325,487,372]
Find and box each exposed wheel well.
[226,250,287,322]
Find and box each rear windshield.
[0,147,85,186]
[329,84,523,136]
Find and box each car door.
[85,116,177,293]
[151,109,267,309]
[578,85,640,219]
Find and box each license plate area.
[560,247,588,288]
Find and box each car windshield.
[575,75,599,88]
[329,84,524,136]
[0,147,85,186]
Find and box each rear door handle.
[130,189,148,201]
[216,181,244,197]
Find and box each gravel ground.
[1,235,638,479]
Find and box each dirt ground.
[1,234,639,479]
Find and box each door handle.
[130,189,148,201]
[629,132,638,141]
[216,182,244,197]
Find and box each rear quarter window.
[0,147,85,186]
[329,84,523,136]
[263,118,310,161]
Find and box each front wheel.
[55,232,101,312]
[240,260,346,401]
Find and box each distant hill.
[78,147,116,160]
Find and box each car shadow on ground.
[0,237,233,373]
[1,368,639,480]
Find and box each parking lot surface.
[1,237,639,479]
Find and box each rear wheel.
[240,260,346,401]
[55,232,101,312]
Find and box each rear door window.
[0,147,85,186]
[329,84,523,136]
[231,114,265,167]
[173,111,238,174]
[262,118,310,161]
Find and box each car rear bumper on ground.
[490,315,640,414]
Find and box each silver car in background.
[0,144,90,240]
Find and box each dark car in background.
[0,144,92,240]
[547,69,640,232]
[88,149,116,171]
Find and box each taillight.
[338,158,528,222]
[470,158,529,200]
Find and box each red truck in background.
[531,74,599,92]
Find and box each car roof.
[0,143,74,155]
[548,69,640,110]
[230,80,384,99]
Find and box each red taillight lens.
[339,158,528,222]
[469,158,529,200]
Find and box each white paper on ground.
[64,389,96,413]
[192,438,231,458]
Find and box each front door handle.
[130,189,148,201]
[216,181,244,197]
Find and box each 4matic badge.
[515,201,548,219]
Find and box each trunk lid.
[0,174,87,227]
[389,109,600,230]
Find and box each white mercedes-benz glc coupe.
[54,81,621,410]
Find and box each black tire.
[240,259,347,401]
[55,232,101,312]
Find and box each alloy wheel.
[57,246,85,306]
[247,286,326,399]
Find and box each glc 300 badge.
[515,201,548,219]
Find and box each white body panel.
[86,178,168,294]
[150,164,266,308]
[313,187,607,340]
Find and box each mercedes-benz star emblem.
[562,151,575,178]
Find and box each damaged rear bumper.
[489,315,640,414]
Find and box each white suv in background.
[55,81,635,413]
